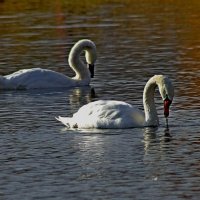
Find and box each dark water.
[0,1,200,199]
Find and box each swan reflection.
[143,127,173,181]
[69,87,97,110]
[143,127,172,154]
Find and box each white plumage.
[56,75,174,129]
[57,100,144,129]
[0,39,97,90]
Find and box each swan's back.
[3,68,77,89]
[57,100,145,129]
[2,39,97,90]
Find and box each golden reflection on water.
[0,0,200,109]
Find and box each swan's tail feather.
[56,116,77,128]
[56,116,70,128]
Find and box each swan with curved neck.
[56,75,174,129]
[0,39,97,89]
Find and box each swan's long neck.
[143,77,159,127]
[68,40,96,82]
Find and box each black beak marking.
[88,64,94,78]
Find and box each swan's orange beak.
[164,97,172,118]
[88,64,94,78]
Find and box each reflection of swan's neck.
[68,40,96,81]
[143,76,159,126]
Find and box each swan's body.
[57,75,174,129]
[57,100,145,129]
[0,39,97,90]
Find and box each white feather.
[56,75,174,129]
[0,39,97,90]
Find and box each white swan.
[0,39,97,89]
[56,75,174,129]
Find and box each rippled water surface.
[0,0,200,199]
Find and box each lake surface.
[0,0,200,199]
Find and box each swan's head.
[85,44,97,78]
[156,75,174,117]
[68,39,97,79]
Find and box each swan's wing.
[4,68,74,89]
[57,100,145,129]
